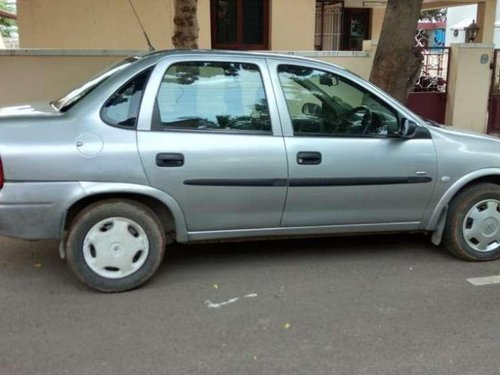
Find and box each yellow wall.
[270,0,315,50]
[370,8,385,42]
[445,44,493,131]
[0,54,132,105]
[17,0,316,51]
[17,0,213,50]
[320,55,374,79]
[477,0,497,44]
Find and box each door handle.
[297,152,322,165]
[156,153,184,167]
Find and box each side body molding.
[426,168,500,232]
[67,182,189,243]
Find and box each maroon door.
[488,50,500,135]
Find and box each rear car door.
[268,59,438,228]
[137,55,288,232]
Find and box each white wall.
[446,5,477,45]
[446,1,500,47]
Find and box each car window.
[152,61,271,133]
[101,68,153,128]
[277,64,399,137]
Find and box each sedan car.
[1,50,500,292]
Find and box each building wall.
[370,8,385,42]
[17,0,315,51]
[0,52,134,106]
[270,0,315,50]
[17,0,213,50]
[445,43,493,132]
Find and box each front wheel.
[443,183,500,261]
[66,200,166,292]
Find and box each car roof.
[137,49,348,72]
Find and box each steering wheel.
[336,105,373,134]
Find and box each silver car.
[1,50,500,292]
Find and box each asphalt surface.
[1,233,500,375]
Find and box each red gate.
[487,49,500,135]
[407,47,450,124]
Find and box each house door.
[342,8,371,51]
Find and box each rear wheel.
[443,183,500,261]
[66,200,166,292]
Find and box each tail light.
[0,158,3,189]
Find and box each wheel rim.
[83,217,150,279]
[463,199,500,253]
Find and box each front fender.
[427,168,500,231]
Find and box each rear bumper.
[0,182,84,240]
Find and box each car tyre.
[66,199,166,292]
[443,183,500,261]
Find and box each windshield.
[52,56,142,112]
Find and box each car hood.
[428,124,500,143]
[0,102,61,119]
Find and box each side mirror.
[389,118,417,138]
[302,102,322,117]
[400,119,417,138]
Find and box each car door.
[267,59,438,228]
[136,55,288,232]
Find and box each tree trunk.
[172,0,199,49]
[369,0,424,104]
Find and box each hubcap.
[83,217,149,279]
[463,199,500,252]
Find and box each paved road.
[1,234,499,375]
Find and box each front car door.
[267,59,438,230]
[137,55,288,232]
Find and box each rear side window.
[153,61,271,133]
[101,68,153,128]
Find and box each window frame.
[210,0,270,50]
[141,56,281,136]
[99,67,153,130]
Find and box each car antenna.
[128,0,155,51]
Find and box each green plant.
[0,0,17,38]
[420,9,447,22]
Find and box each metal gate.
[407,47,450,124]
[314,0,343,51]
[488,49,500,135]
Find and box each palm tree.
[172,0,199,49]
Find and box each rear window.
[100,68,153,128]
[52,56,142,112]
